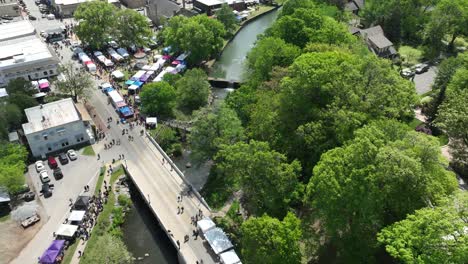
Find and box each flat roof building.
[0,20,36,42]
[22,98,95,158]
[0,0,20,17]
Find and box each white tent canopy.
[146,117,157,125]
[128,84,139,90]
[56,224,78,237]
[69,210,86,222]
[204,227,234,255]
[112,70,124,79]
[197,217,216,234]
[220,250,241,264]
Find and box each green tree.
[305,120,458,262]
[175,69,210,111]
[115,9,152,48]
[81,234,133,264]
[216,4,237,33]
[241,212,302,264]
[435,69,468,176]
[55,63,93,102]
[1,104,22,129]
[74,1,117,49]
[378,191,468,264]
[0,143,28,193]
[5,78,36,96]
[247,37,300,83]
[140,81,177,117]
[216,140,302,217]
[190,104,244,161]
[162,15,225,64]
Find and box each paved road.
[414,66,437,95]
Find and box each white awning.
[112,70,124,79]
[197,217,216,234]
[56,224,78,237]
[146,117,157,124]
[128,84,139,90]
[220,250,241,264]
[68,210,85,222]
[204,227,234,255]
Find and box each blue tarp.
[119,106,134,117]
[133,81,143,87]
[125,80,135,85]
[103,87,114,94]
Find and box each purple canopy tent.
[139,74,150,82]
[40,240,65,264]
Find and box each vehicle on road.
[35,160,45,172]
[39,170,50,183]
[401,68,415,78]
[41,183,52,198]
[21,214,40,228]
[48,156,58,169]
[58,153,69,165]
[67,149,77,160]
[28,15,37,20]
[1,15,13,20]
[53,167,63,180]
[19,191,35,202]
[414,63,430,74]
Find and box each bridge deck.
[124,137,215,264]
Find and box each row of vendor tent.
[78,53,97,73]
[32,79,50,92]
[39,240,65,264]
[107,89,134,118]
[197,217,242,264]
[93,51,114,67]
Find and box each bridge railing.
[145,132,212,212]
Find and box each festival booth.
[152,69,167,82]
[103,58,114,67]
[131,70,146,81]
[197,217,216,233]
[38,79,50,92]
[220,250,242,264]
[68,210,86,224]
[112,70,125,80]
[165,66,178,74]
[119,106,134,118]
[55,224,78,239]
[204,228,234,255]
[39,240,65,264]
[127,84,139,94]
[175,64,187,73]
[73,196,90,211]
[117,48,130,59]
[139,73,151,82]
[108,90,127,108]
[85,61,96,73]
[125,80,135,87]
[108,48,124,62]
[31,81,39,90]
[146,117,157,129]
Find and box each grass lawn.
[61,239,80,264]
[0,214,10,222]
[408,118,424,130]
[81,166,125,264]
[94,166,106,196]
[81,145,95,156]
[399,46,423,67]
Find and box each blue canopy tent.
[125,80,135,86]
[119,106,134,118]
[133,81,143,87]
[103,87,114,95]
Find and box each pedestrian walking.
[181,206,184,214]
[184,235,189,242]
[78,251,82,257]
[97,153,100,160]
[122,154,125,159]
[177,206,180,214]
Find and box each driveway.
[11,150,101,264]
[413,66,437,95]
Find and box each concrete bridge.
[122,133,216,264]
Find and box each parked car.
[67,149,78,160]
[39,170,50,183]
[19,191,35,202]
[414,63,430,74]
[35,160,45,172]
[58,153,68,165]
[1,15,13,20]
[41,184,52,198]
[48,156,58,169]
[21,213,40,228]
[28,15,37,20]
[400,68,415,78]
[53,167,63,180]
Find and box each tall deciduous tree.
[241,212,302,264]
[216,140,302,217]
[189,104,244,161]
[140,81,177,117]
[162,15,225,65]
[175,69,210,112]
[74,1,117,49]
[115,9,152,48]
[378,191,468,264]
[55,63,93,102]
[216,4,237,33]
[0,143,28,193]
[435,69,468,176]
[305,120,458,262]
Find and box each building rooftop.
[358,25,393,48]
[0,20,36,42]
[0,36,57,72]
[22,98,82,135]
[151,0,181,18]
[195,0,223,6]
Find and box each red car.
[48,156,58,169]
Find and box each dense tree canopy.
[161,15,226,65]
[241,213,302,264]
[305,120,458,262]
[216,4,238,33]
[0,143,28,193]
[56,62,93,102]
[190,104,244,161]
[215,140,302,217]
[115,9,152,48]
[140,81,177,117]
[175,69,211,112]
[378,191,468,264]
